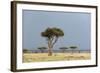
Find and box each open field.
[23,53,91,63]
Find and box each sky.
[22,10,91,50]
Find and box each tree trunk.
[48,50,52,56]
[72,50,73,54]
[48,47,52,56]
[48,41,52,56]
[79,50,80,53]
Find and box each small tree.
[23,49,29,53]
[59,47,68,53]
[41,27,64,56]
[38,47,47,53]
[70,46,77,54]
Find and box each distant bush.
[38,47,47,53]
[23,49,29,53]
[59,47,68,53]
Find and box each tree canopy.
[70,46,77,49]
[38,47,47,50]
[41,27,64,38]
[60,47,68,49]
[23,49,29,53]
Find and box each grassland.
[23,53,91,63]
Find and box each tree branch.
[52,37,58,48]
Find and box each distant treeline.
[23,49,91,53]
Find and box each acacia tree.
[59,47,68,53]
[23,49,29,53]
[41,27,64,56]
[38,47,47,53]
[70,46,77,54]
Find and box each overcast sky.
[22,10,91,50]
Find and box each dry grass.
[23,53,91,63]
